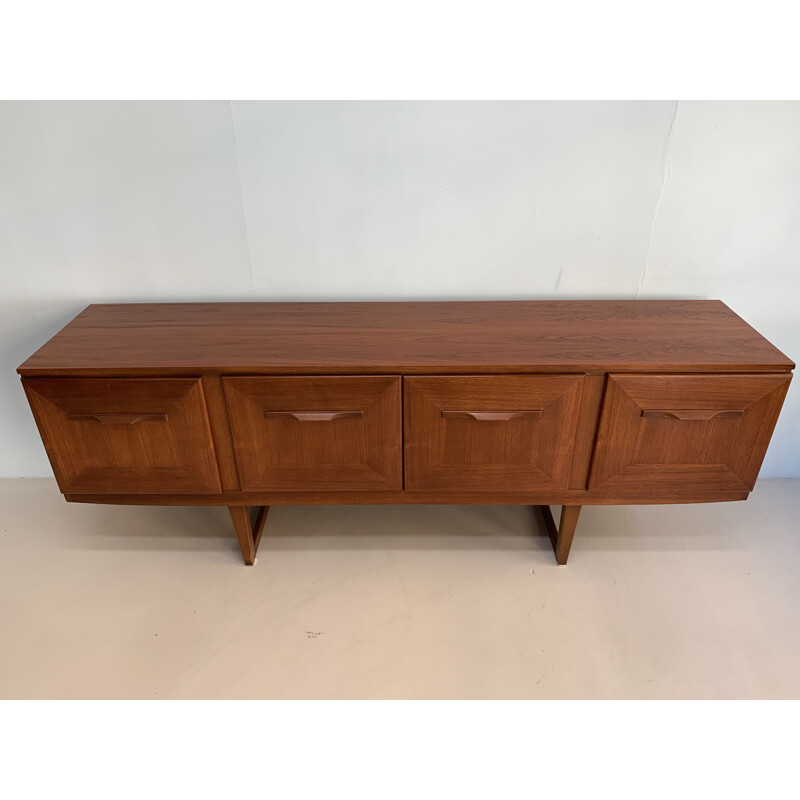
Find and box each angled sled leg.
[229,506,269,565]
[536,505,582,565]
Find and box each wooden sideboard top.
[17,300,794,376]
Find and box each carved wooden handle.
[441,410,543,421]
[641,409,744,421]
[264,411,364,422]
[68,413,168,424]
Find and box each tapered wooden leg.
[536,505,582,565]
[229,506,269,565]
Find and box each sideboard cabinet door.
[222,376,402,491]
[589,373,791,495]
[22,377,222,495]
[404,375,584,492]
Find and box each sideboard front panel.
[22,377,222,495]
[222,376,402,491]
[589,373,791,495]
[404,375,584,492]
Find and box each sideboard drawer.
[22,377,222,495]
[404,375,584,492]
[589,373,791,494]
[222,376,402,491]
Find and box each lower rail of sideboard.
[65,490,750,506]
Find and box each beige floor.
[1,478,799,699]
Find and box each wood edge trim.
[16,364,796,377]
[63,490,752,506]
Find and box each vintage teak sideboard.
[17,301,794,566]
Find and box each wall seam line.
[637,100,680,299]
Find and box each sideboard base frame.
[66,491,751,566]
[537,505,582,565]
[228,505,269,566]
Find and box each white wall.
[2,101,798,478]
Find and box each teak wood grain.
[222,375,402,491]
[22,377,221,495]
[200,375,242,492]
[589,373,792,495]
[404,375,584,492]
[17,300,794,376]
[17,300,794,567]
